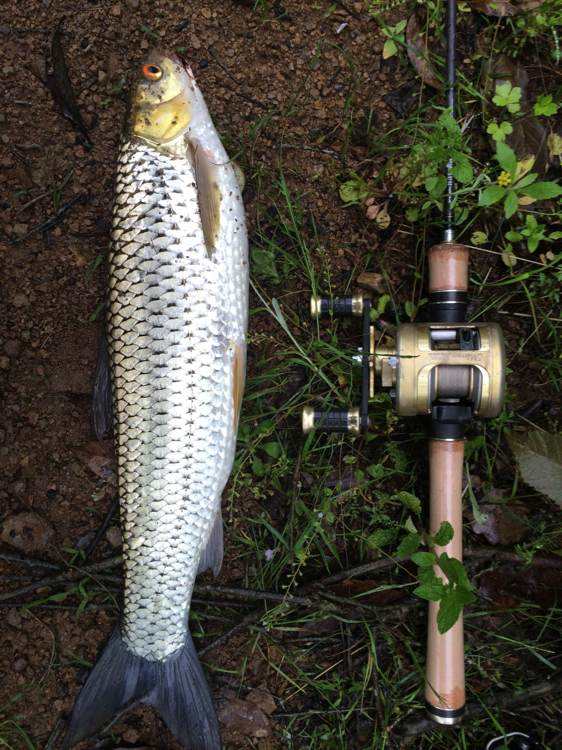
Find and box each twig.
[0,553,60,570]
[399,675,562,738]
[0,556,122,602]
[199,609,263,658]
[84,497,119,561]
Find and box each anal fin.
[197,508,224,577]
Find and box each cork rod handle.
[425,438,465,724]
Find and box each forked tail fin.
[63,629,220,750]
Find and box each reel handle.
[310,294,364,319]
[425,438,465,724]
[302,406,361,434]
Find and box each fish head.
[129,50,196,143]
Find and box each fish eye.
[142,64,162,81]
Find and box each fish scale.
[108,139,235,661]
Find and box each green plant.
[398,521,476,633]
[506,214,562,253]
[486,120,513,143]
[492,82,522,114]
[533,94,559,117]
[478,142,562,219]
[381,19,407,59]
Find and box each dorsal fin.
[188,139,221,257]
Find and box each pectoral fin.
[188,139,221,257]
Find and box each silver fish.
[65,51,248,750]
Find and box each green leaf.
[411,551,437,567]
[397,532,422,558]
[367,463,386,480]
[507,431,562,507]
[252,456,266,477]
[513,172,538,190]
[414,579,446,602]
[437,590,463,634]
[432,521,454,546]
[251,247,279,284]
[487,120,513,143]
[504,190,518,219]
[452,157,473,184]
[533,94,559,117]
[492,82,521,114]
[263,441,283,459]
[522,181,562,200]
[479,184,506,207]
[368,527,397,549]
[470,230,488,246]
[425,174,447,198]
[495,141,517,175]
[383,38,397,59]
[394,490,421,514]
[438,553,472,589]
[339,177,369,204]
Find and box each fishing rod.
[301,0,506,725]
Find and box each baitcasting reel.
[302,292,505,435]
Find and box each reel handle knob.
[302,406,361,434]
[310,295,364,319]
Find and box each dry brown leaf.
[405,13,442,90]
[469,0,544,15]
[469,0,516,16]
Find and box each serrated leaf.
[432,521,454,546]
[411,551,436,567]
[522,182,562,200]
[368,527,398,549]
[438,553,472,589]
[452,158,473,184]
[367,464,386,480]
[496,141,517,174]
[479,184,506,206]
[508,431,562,507]
[397,532,421,558]
[394,491,421,514]
[437,590,463,633]
[414,580,446,601]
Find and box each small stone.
[190,34,202,50]
[1,512,55,553]
[246,687,276,716]
[110,3,122,15]
[7,609,22,628]
[140,38,149,50]
[106,525,122,548]
[98,69,107,83]
[218,692,271,739]
[0,355,9,370]
[13,293,29,308]
[12,223,28,237]
[13,657,27,673]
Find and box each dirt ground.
[0,0,560,749]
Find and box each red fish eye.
[143,64,162,80]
